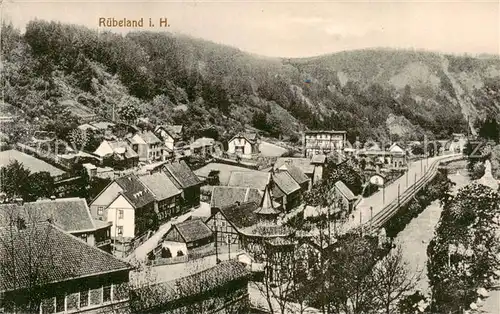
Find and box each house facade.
[163,219,214,250]
[333,181,357,215]
[94,140,139,169]
[128,131,163,162]
[227,133,259,158]
[0,223,131,314]
[272,171,302,211]
[303,130,346,158]
[154,125,176,151]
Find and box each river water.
[395,160,499,313]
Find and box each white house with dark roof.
[127,130,164,162]
[227,133,260,158]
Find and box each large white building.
[303,130,346,158]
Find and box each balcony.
[96,239,112,247]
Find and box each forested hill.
[2,20,500,143]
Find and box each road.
[342,153,462,232]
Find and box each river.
[395,160,499,313]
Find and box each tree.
[207,170,220,186]
[370,245,421,314]
[68,128,89,151]
[24,172,55,202]
[118,100,141,124]
[478,117,500,143]
[0,161,31,200]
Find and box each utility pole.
[370,206,373,232]
[360,210,363,236]
[414,172,417,184]
[383,184,385,204]
[420,158,423,175]
[406,170,408,188]
[215,227,219,262]
[228,234,231,260]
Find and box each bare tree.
[0,205,58,313]
[370,245,422,314]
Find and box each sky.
[2,0,499,58]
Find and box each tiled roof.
[133,260,250,309]
[115,174,155,208]
[174,219,213,243]
[311,154,327,164]
[275,158,315,175]
[210,186,262,209]
[230,133,258,144]
[138,172,181,201]
[0,198,97,233]
[272,171,300,196]
[164,161,202,189]
[0,222,131,293]
[335,181,356,201]
[0,150,66,177]
[282,163,309,185]
[109,140,139,159]
[219,201,260,229]
[141,131,162,144]
[227,171,270,191]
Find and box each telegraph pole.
[215,227,219,262]
[370,206,373,232]
[414,172,417,184]
[398,184,401,208]
[406,170,408,188]
[383,184,385,204]
[228,234,231,260]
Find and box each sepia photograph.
[0,0,499,313]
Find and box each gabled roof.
[138,172,181,201]
[108,140,139,159]
[140,131,162,144]
[0,198,99,233]
[172,219,213,243]
[272,171,301,196]
[217,201,261,229]
[227,171,271,191]
[115,174,155,208]
[210,186,262,209]
[274,157,315,175]
[0,222,131,293]
[155,125,183,139]
[229,132,258,144]
[281,163,309,185]
[164,161,202,189]
[334,181,356,201]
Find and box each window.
[103,285,112,303]
[118,210,124,219]
[97,206,105,216]
[80,290,89,308]
[55,295,65,313]
[117,226,123,236]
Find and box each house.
[303,130,346,158]
[164,160,203,209]
[138,172,182,222]
[207,184,282,247]
[227,133,260,158]
[206,201,261,249]
[90,174,157,256]
[0,197,113,253]
[274,157,325,186]
[163,218,214,250]
[227,171,271,192]
[154,125,176,151]
[190,137,216,156]
[274,161,310,192]
[94,139,139,169]
[210,186,262,211]
[333,181,357,214]
[272,171,302,211]
[388,143,408,168]
[127,130,164,162]
[131,260,251,314]
[0,222,131,314]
